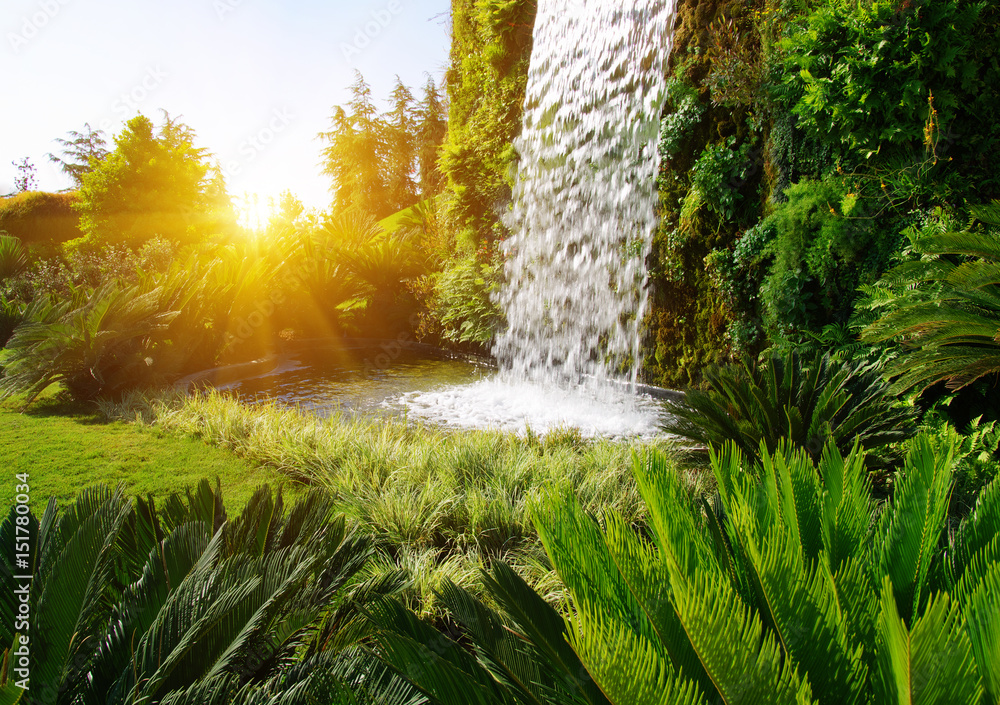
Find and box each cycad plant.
[371,432,999,704]
[862,201,1000,394]
[663,350,917,466]
[0,481,401,704]
[0,275,190,406]
[535,433,998,703]
[0,234,27,281]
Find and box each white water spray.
[495,0,676,386]
[400,0,677,437]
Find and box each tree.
[11,158,37,193]
[75,112,233,247]
[416,76,448,199]
[384,76,418,213]
[46,123,110,187]
[319,72,390,218]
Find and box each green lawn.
[0,390,302,515]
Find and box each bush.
[0,276,193,405]
[755,176,901,344]
[662,349,918,466]
[0,481,399,704]
[862,202,1000,396]
[375,433,1000,703]
[783,0,999,198]
[0,191,84,251]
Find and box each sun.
[233,191,281,235]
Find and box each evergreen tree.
[319,71,390,218]
[47,123,110,187]
[416,76,447,199]
[384,77,418,213]
[75,112,232,247]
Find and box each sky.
[1,0,452,213]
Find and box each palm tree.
[862,202,1000,394]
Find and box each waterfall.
[398,0,676,437]
[494,0,677,387]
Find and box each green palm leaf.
[873,579,982,705]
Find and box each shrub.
[377,434,1000,703]
[0,191,83,251]
[862,202,1000,395]
[662,350,918,466]
[0,481,400,703]
[755,176,901,344]
[783,0,999,198]
[0,276,191,405]
[0,234,26,280]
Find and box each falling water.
[398,0,677,437]
[495,0,676,386]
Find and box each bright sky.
[1,0,452,211]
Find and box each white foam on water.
[494,0,677,387]
[395,376,665,439]
[392,0,679,437]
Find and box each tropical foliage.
[0,481,405,705]
[372,434,1000,704]
[862,202,1000,395]
[642,0,1000,385]
[0,277,191,406]
[527,434,999,704]
[662,350,918,466]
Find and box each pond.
[210,341,672,439]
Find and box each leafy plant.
[0,276,190,406]
[862,202,1000,395]
[519,434,998,703]
[75,113,233,248]
[0,235,27,281]
[367,561,609,705]
[662,350,918,466]
[783,0,994,175]
[920,408,1000,519]
[429,255,502,344]
[0,481,399,704]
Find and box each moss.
[642,0,771,388]
[441,0,536,253]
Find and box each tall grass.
[100,389,696,617]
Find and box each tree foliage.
[320,72,447,220]
[46,123,110,188]
[75,113,233,248]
